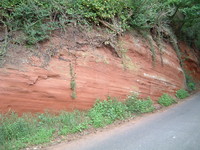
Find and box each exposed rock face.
[179,42,200,81]
[0,33,186,114]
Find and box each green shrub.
[128,0,165,29]
[158,93,176,107]
[0,112,37,150]
[0,0,69,45]
[10,0,59,45]
[125,94,138,112]
[88,98,130,128]
[75,0,132,26]
[180,4,200,50]
[187,82,196,91]
[176,89,189,99]
[0,111,89,150]
[185,73,196,92]
[125,95,155,113]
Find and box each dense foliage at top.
[0,0,199,49]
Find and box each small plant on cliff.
[88,97,130,128]
[158,93,176,107]
[185,72,196,92]
[187,82,196,92]
[176,89,189,99]
[125,95,155,114]
[70,63,77,99]
[140,31,156,66]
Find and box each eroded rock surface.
[179,42,200,81]
[0,33,189,114]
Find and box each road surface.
[48,92,200,150]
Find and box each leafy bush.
[8,0,60,44]
[128,0,163,29]
[0,0,69,44]
[75,0,131,23]
[185,73,196,91]
[88,98,130,128]
[125,95,155,113]
[187,82,196,92]
[158,93,176,107]
[176,89,189,99]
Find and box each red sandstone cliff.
[0,29,198,114]
[179,42,200,81]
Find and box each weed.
[70,63,77,99]
[58,111,89,135]
[187,82,196,92]
[0,110,90,150]
[24,128,54,145]
[125,94,138,112]
[176,89,189,99]
[125,95,155,114]
[0,112,37,150]
[121,51,136,71]
[71,91,77,99]
[88,98,130,128]
[158,93,176,107]
[140,31,156,66]
[70,80,76,91]
[185,72,196,92]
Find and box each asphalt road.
[49,92,200,150]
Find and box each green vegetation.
[0,91,193,149]
[0,94,156,149]
[70,63,77,99]
[187,82,196,92]
[126,95,155,114]
[88,98,130,128]
[176,89,189,99]
[158,93,176,107]
[168,0,200,49]
[0,0,199,77]
[0,0,199,49]
[0,111,89,150]
[0,89,192,149]
[185,72,196,92]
